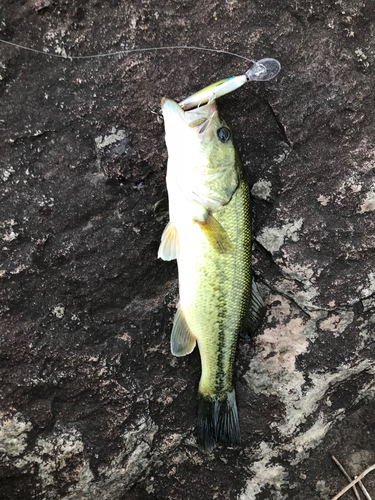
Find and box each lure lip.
[245,58,281,82]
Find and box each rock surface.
[1,1,375,499]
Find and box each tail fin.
[197,389,241,452]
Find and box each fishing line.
[0,38,253,62]
[0,37,280,116]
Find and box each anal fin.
[158,221,180,261]
[195,211,233,254]
[243,278,267,335]
[171,307,196,356]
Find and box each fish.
[157,95,266,452]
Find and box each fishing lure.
[179,58,281,110]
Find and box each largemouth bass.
[158,96,265,452]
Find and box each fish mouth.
[161,97,218,142]
[161,97,185,121]
[161,97,217,125]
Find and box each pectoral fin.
[158,221,180,261]
[242,278,267,335]
[195,212,233,254]
[171,307,196,356]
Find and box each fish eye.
[217,127,231,142]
